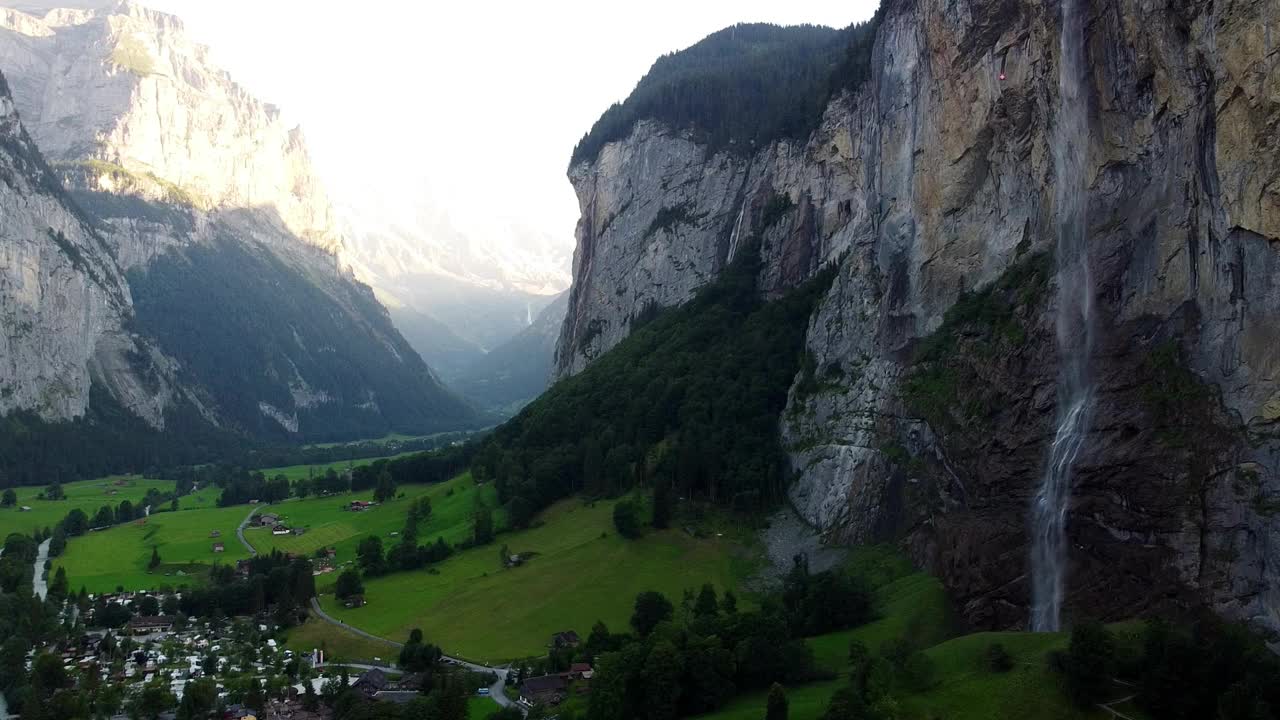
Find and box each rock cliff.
[0,1,476,450]
[556,0,1280,634]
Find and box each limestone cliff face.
[557,0,1280,633]
[0,72,174,427]
[0,1,476,443]
[0,1,341,255]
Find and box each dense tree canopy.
[571,16,885,167]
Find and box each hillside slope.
[553,0,1280,635]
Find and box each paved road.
[235,506,261,556]
[308,598,518,710]
[32,537,51,600]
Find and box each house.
[271,525,290,536]
[343,594,365,609]
[291,527,306,536]
[209,530,221,538]
[126,615,175,634]
[520,674,568,706]
[212,543,225,553]
[566,663,594,681]
[551,630,581,649]
[349,500,373,512]
[353,668,388,697]
[258,514,279,527]
[372,691,420,704]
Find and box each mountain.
[451,291,568,414]
[0,1,477,466]
[551,1,1280,638]
[340,200,572,352]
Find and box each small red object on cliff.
[999,72,1006,81]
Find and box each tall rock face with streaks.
[0,1,476,458]
[556,1,1280,634]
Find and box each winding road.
[307,598,517,710]
[235,506,261,556]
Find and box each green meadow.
[320,497,755,662]
[693,548,1129,720]
[283,617,399,663]
[257,452,418,482]
[242,473,495,561]
[54,503,255,593]
[0,475,175,539]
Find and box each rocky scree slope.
[0,1,475,447]
[555,0,1280,635]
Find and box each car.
[477,688,490,696]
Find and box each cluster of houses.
[347,500,375,512]
[516,631,594,709]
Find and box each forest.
[470,241,837,525]
[571,12,886,167]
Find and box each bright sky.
[146,0,880,253]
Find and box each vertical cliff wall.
[556,0,1280,632]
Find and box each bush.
[613,500,642,539]
[1060,622,1116,708]
[986,642,1014,672]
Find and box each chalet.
[258,514,279,527]
[126,615,175,635]
[551,630,580,649]
[349,500,373,512]
[372,690,420,704]
[353,668,388,697]
[271,525,291,536]
[212,543,225,553]
[566,663,594,681]
[520,674,567,706]
[291,527,306,536]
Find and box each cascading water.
[1029,0,1094,633]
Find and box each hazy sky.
[146,0,880,251]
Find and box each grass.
[243,473,493,561]
[256,452,418,482]
[320,497,756,662]
[54,503,254,593]
[0,475,175,539]
[283,618,397,664]
[467,695,502,719]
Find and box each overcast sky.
[145,0,880,252]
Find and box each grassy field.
[283,617,398,663]
[243,473,495,562]
[320,497,757,662]
[54,503,255,593]
[0,475,175,539]
[693,547,1125,720]
[257,452,418,482]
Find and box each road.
[307,597,518,711]
[32,537,51,600]
[235,506,261,555]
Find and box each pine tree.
[148,546,161,570]
[766,682,789,720]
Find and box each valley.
[0,0,1275,719]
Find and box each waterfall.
[1029,0,1094,633]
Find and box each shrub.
[986,642,1014,672]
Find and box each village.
[30,586,598,720]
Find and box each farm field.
[283,617,398,664]
[54,503,254,593]
[0,475,175,539]
[257,452,419,482]
[320,497,756,663]
[243,473,495,561]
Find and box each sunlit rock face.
[556,0,1280,634]
[0,1,342,256]
[0,2,477,442]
